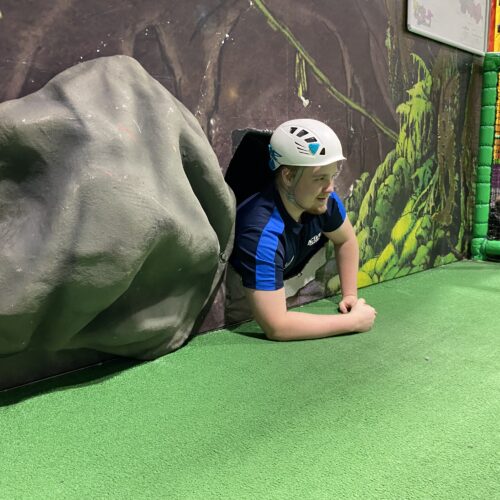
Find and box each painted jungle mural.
[241,1,479,306]
[325,52,476,296]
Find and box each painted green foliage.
[327,54,471,293]
[252,0,473,295]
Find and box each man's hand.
[349,298,377,332]
[339,294,358,313]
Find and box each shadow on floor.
[0,357,142,406]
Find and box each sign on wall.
[407,0,490,55]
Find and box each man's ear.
[281,167,295,187]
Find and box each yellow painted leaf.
[357,271,373,289]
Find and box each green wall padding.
[472,53,500,258]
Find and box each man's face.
[292,162,338,215]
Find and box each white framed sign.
[407,0,490,56]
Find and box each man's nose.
[324,180,334,193]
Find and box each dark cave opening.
[224,128,273,206]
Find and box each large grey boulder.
[0,55,235,369]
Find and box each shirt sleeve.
[321,192,347,233]
[230,226,285,291]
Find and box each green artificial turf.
[1,260,499,499]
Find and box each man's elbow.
[265,330,289,341]
[261,321,290,341]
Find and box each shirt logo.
[307,233,322,246]
[284,256,295,268]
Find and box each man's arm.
[324,217,359,312]
[244,287,375,341]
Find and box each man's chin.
[306,203,328,215]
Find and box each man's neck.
[276,184,303,223]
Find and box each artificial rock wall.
[0,55,234,388]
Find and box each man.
[228,118,377,340]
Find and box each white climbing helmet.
[268,118,346,171]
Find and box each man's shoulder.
[236,185,281,229]
[326,192,347,220]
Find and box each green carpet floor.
[1,260,499,499]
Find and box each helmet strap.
[281,166,310,215]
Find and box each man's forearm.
[334,237,359,297]
[268,310,358,341]
[244,272,374,342]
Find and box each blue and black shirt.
[229,183,346,291]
